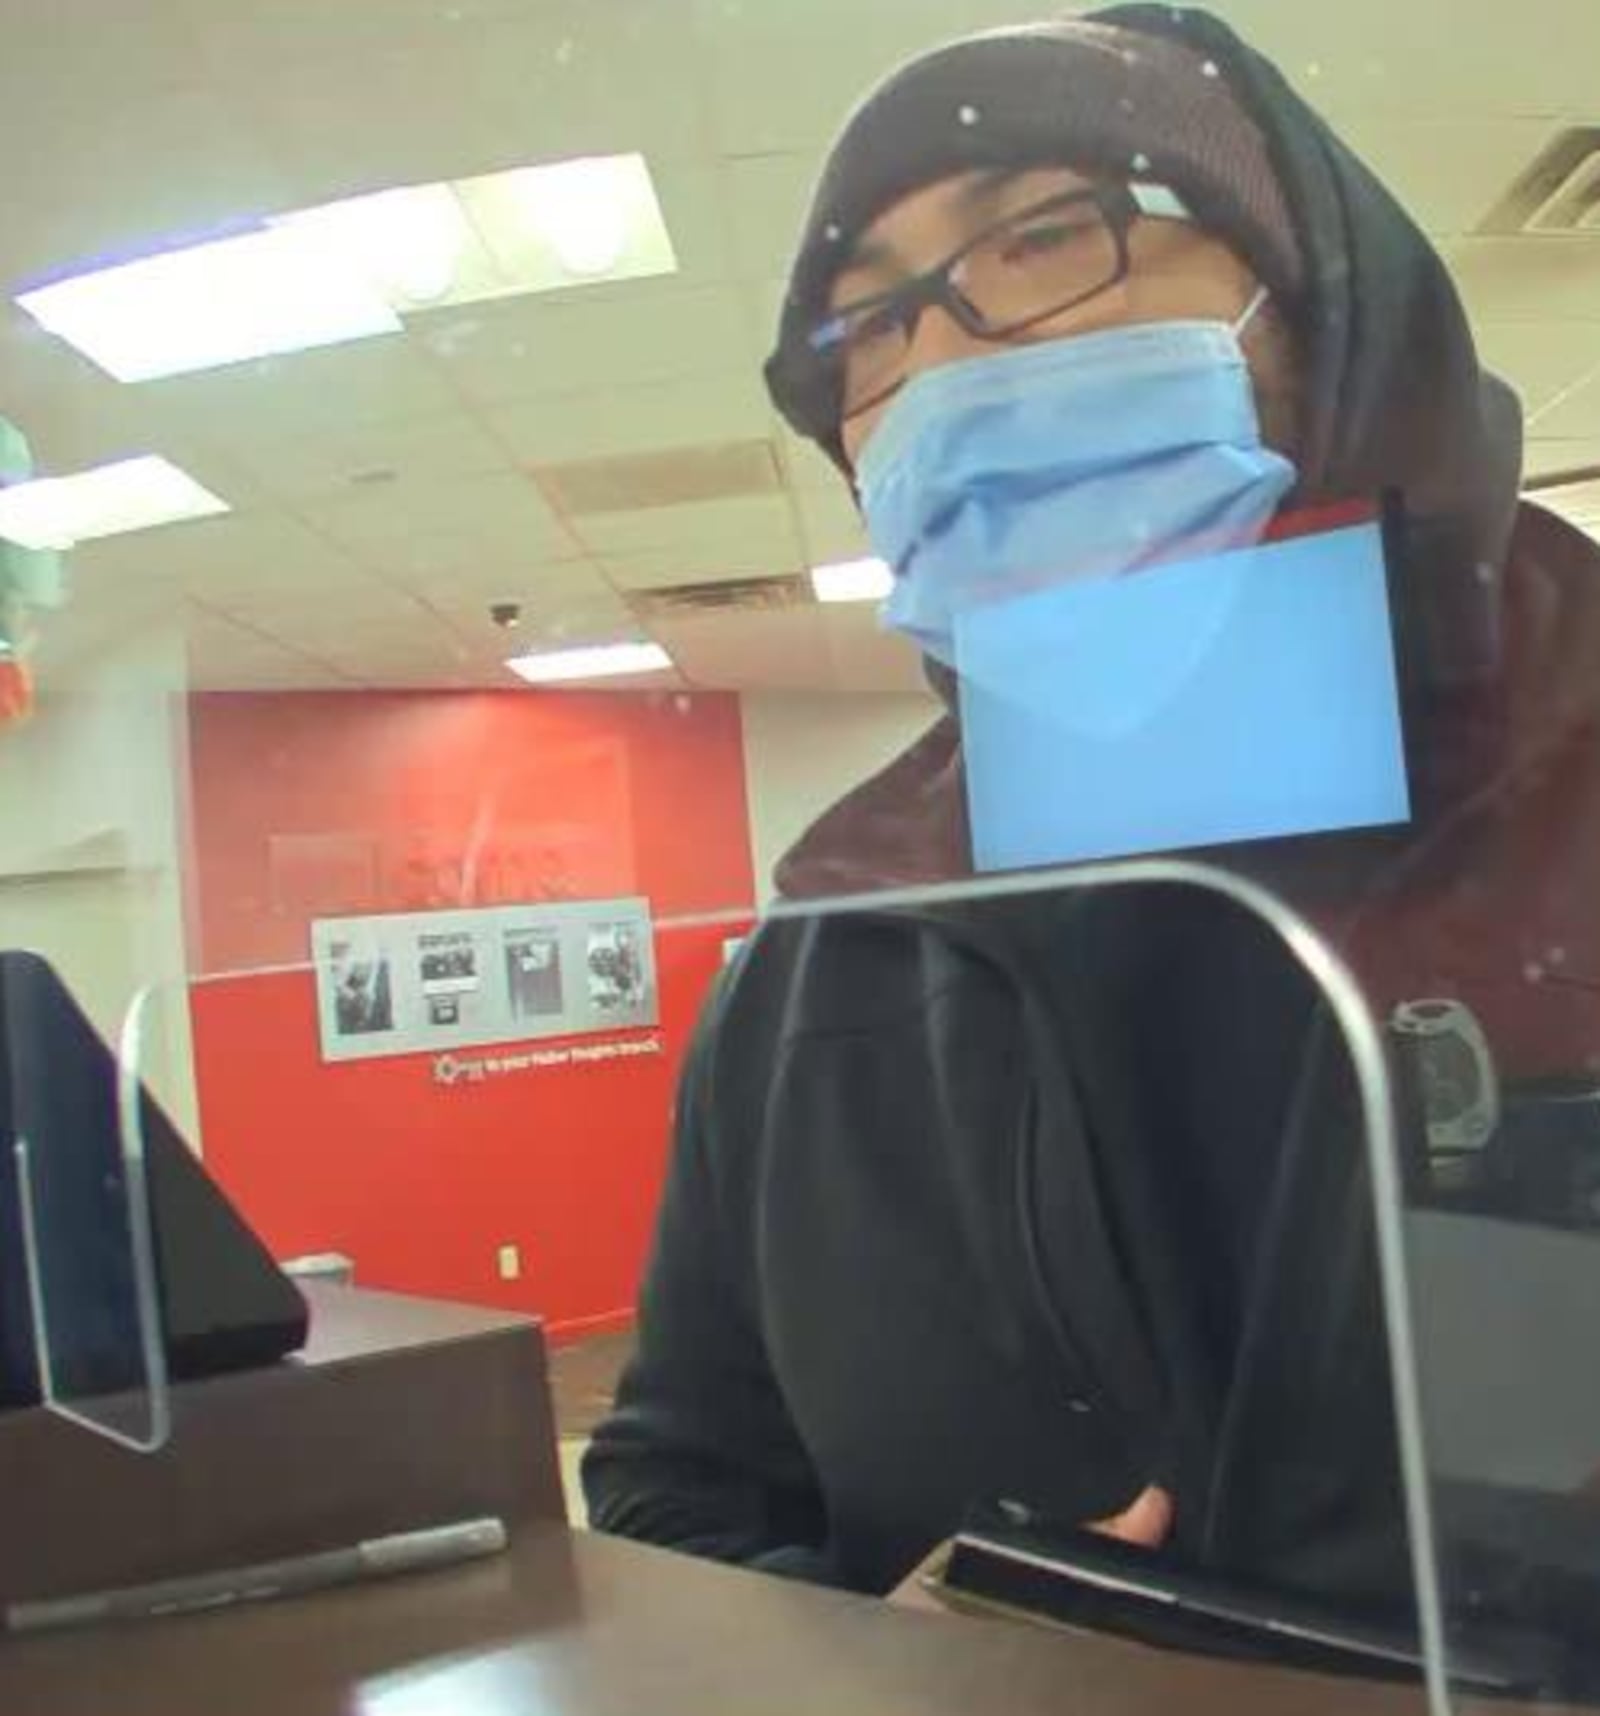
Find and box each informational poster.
[310,896,658,1064]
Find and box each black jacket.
[585,882,1412,1599]
[584,5,1600,1604]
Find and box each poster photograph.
[585,922,650,1020]
[416,928,487,1029]
[326,936,395,1039]
[311,896,656,1064]
[505,928,565,1021]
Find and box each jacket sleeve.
[581,993,840,1585]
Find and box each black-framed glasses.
[767,181,1192,440]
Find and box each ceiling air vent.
[1479,127,1600,235]
[628,574,810,621]
[531,439,783,515]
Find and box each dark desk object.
[0,1523,1458,1716]
[0,948,309,1412]
[0,1283,563,1609]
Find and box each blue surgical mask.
[856,298,1296,663]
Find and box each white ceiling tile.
[694,0,1019,157]
[0,92,291,290]
[415,285,753,406]
[66,512,362,595]
[819,604,928,695]
[275,618,475,675]
[775,420,849,494]
[722,154,817,282]
[695,0,1597,154]
[793,485,869,566]
[1474,322,1600,418]
[1337,118,1562,238]
[1210,0,1597,121]
[216,413,509,504]
[1527,439,1600,481]
[299,471,579,563]
[526,593,644,646]
[141,335,463,438]
[203,578,434,631]
[30,583,191,684]
[216,1,714,200]
[600,541,795,591]
[338,663,498,690]
[390,549,603,591]
[0,313,170,467]
[186,655,356,692]
[1534,477,1600,525]
[1447,239,1600,326]
[0,325,270,509]
[2,0,205,107]
[653,606,833,691]
[484,371,769,467]
[1526,364,1600,442]
[646,162,736,289]
[571,492,798,558]
[186,0,548,78]
[268,625,468,674]
[348,536,595,595]
[750,276,792,355]
[183,607,358,689]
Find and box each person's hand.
[1092,1482,1173,1548]
[886,1484,1174,1610]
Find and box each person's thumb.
[1088,1483,1173,1549]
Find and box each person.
[584,5,1600,1608]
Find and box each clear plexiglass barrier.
[129,856,1565,1716]
[5,950,170,1452]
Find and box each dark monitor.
[0,949,308,1414]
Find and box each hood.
[777,4,1546,905]
[1092,6,1522,685]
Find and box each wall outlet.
[497,1243,522,1281]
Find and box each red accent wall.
[183,690,753,1339]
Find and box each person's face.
[830,165,1299,470]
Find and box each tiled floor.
[559,1437,591,1526]
[548,1330,634,1438]
[548,1329,633,1527]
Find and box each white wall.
[0,622,200,1144]
[739,691,940,896]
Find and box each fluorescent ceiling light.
[810,556,893,604]
[15,154,676,382]
[277,183,468,308]
[506,641,672,685]
[512,156,633,276]
[461,153,678,293]
[0,455,228,550]
[17,228,402,383]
